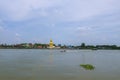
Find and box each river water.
[0,49,120,80]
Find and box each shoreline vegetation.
[0,43,120,50]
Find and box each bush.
[80,64,95,70]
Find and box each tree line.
[0,43,120,50]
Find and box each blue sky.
[0,0,120,45]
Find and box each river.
[0,49,120,80]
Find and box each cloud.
[0,21,22,43]
[77,26,92,32]
[0,26,4,31]
[57,0,120,21]
[0,0,119,22]
[0,20,5,32]
[0,0,62,21]
[15,33,21,37]
[0,0,120,45]
[75,26,92,37]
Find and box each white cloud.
[0,20,5,32]
[0,0,119,22]
[15,33,21,37]
[27,0,120,22]
[0,26,4,31]
[77,27,92,31]
[58,0,120,21]
[0,0,62,21]
[76,26,93,36]
[15,33,22,43]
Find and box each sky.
[0,0,120,45]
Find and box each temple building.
[49,39,55,48]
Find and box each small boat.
[60,50,66,52]
[92,48,98,50]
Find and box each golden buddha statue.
[49,39,54,48]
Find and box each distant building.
[37,46,42,49]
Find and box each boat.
[91,48,98,50]
[60,50,66,52]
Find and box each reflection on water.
[0,49,120,80]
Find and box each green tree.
[81,43,86,48]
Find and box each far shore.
[0,48,120,50]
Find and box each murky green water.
[0,49,120,80]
